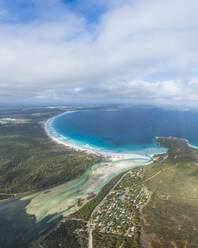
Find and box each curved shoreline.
[44,111,151,161]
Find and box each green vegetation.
[71,137,198,248]
[2,106,198,248]
[92,171,146,234]
[90,168,149,247]
[141,137,198,248]
[93,231,139,248]
[39,172,128,248]
[71,172,127,221]
[0,107,101,194]
[0,193,16,200]
[41,167,148,248]
[40,220,87,248]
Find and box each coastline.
[156,136,198,151]
[183,138,198,150]
[44,111,150,162]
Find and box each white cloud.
[0,0,198,105]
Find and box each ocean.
[46,106,198,157]
[3,105,198,248]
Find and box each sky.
[0,0,198,106]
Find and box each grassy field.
[38,137,198,248]
[0,107,102,195]
[141,137,198,248]
[1,106,198,247]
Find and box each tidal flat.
[23,157,150,222]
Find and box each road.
[87,171,130,248]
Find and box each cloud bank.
[0,0,198,105]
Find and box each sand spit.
[22,111,154,222]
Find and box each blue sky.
[1,0,107,23]
[0,0,198,106]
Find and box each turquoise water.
[3,106,198,248]
[46,106,198,156]
[45,106,197,157]
[24,158,150,222]
[0,157,150,248]
[46,107,184,156]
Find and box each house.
[131,226,135,233]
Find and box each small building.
[118,195,125,201]
[131,226,135,233]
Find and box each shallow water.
[0,198,59,248]
[47,106,198,156]
[3,106,198,247]
[24,158,150,222]
[0,157,150,248]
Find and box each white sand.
[23,112,154,222]
[44,113,149,161]
[23,159,149,222]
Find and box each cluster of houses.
[92,168,150,239]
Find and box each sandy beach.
[23,158,150,222]
[44,112,149,162]
[22,112,154,222]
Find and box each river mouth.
[23,106,198,228]
[23,158,150,222]
[0,157,150,248]
[5,105,198,247]
[0,108,156,248]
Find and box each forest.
[0,107,102,195]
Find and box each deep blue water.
[46,106,198,157]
